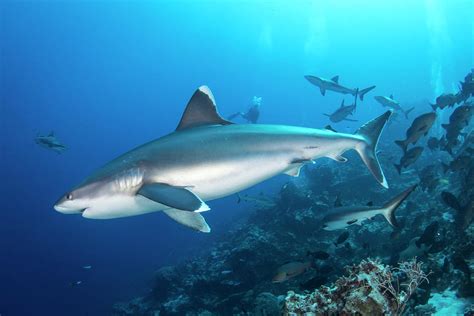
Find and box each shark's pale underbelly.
[84,153,294,219]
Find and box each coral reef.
[283,259,429,316]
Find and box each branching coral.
[284,258,430,316]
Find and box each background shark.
[324,96,358,123]
[35,131,66,154]
[305,75,376,101]
[322,185,417,230]
[55,86,392,232]
[374,95,414,119]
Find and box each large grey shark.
[54,86,392,233]
[322,185,416,231]
[305,75,376,101]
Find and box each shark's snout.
[54,195,86,214]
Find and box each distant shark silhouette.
[374,95,414,119]
[55,86,392,232]
[324,94,359,123]
[305,75,375,101]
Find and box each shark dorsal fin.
[176,86,233,131]
[332,75,339,83]
[48,131,55,137]
[340,100,345,108]
[390,94,393,99]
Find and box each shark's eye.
[66,193,73,200]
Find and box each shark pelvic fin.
[284,165,303,177]
[285,158,313,177]
[163,209,211,233]
[329,154,347,162]
[138,183,210,212]
[176,86,233,131]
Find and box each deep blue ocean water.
[0,1,472,315]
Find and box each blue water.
[0,1,472,314]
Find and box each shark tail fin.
[394,140,407,153]
[358,85,376,101]
[381,185,417,227]
[354,110,392,188]
[404,107,415,119]
[394,163,402,175]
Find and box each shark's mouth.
[54,204,86,215]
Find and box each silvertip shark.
[55,86,392,233]
[373,95,414,119]
[322,185,417,231]
[305,75,376,101]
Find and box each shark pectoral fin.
[138,183,210,212]
[343,118,358,122]
[285,165,303,177]
[163,209,211,233]
[320,87,326,96]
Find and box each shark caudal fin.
[394,163,402,175]
[404,107,415,119]
[395,139,408,153]
[358,85,376,101]
[380,185,417,227]
[355,110,392,188]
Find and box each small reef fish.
[70,281,82,287]
[306,250,330,260]
[394,147,424,175]
[430,93,458,111]
[272,261,312,283]
[334,231,350,246]
[395,112,436,153]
